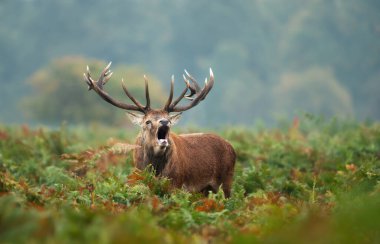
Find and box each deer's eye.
[145,120,152,125]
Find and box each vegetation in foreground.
[0,116,379,243]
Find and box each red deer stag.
[84,63,236,197]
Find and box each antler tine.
[164,75,174,111]
[166,68,214,113]
[100,62,113,87]
[84,63,112,91]
[84,66,94,90]
[184,69,202,100]
[168,77,190,109]
[144,75,151,110]
[121,79,146,111]
[84,62,147,113]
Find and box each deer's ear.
[169,113,182,125]
[126,112,144,126]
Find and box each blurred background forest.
[1,0,379,126]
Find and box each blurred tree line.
[0,0,379,125]
[22,57,166,125]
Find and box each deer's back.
[175,133,235,163]
[167,133,236,190]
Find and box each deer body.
[134,130,235,197]
[84,63,236,197]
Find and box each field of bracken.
[1,115,379,243]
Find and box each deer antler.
[165,68,214,113]
[84,62,151,113]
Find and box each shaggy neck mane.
[139,133,173,176]
[146,147,171,176]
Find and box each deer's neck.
[137,133,174,176]
[145,146,171,176]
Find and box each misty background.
[1,0,379,127]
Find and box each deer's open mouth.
[157,125,169,147]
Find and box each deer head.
[84,62,214,154]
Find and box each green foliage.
[0,118,380,243]
[21,56,167,125]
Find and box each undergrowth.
[0,117,379,243]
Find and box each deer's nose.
[159,119,169,126]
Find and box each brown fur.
[132,110,236,197]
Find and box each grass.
[0,116,379,243]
